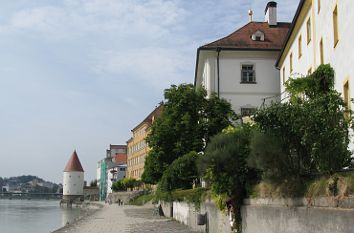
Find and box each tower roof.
[64,150,84,172]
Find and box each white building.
[63,150,84,201]
[195,2,290,116]
[106,145,127,195]
[276,0,354,107]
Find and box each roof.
[109,144,127,150]
[200,22,291,50]
[275,0,306,67]
[64,150,84,172]
[131,104,163,132]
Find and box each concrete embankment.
[160,197,354,233]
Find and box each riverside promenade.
[53,204,198,233]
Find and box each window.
[298,35,302,58]
[308,67,312,75]
[333,5,339,47]
[241,65,256,83]
[320,38,324,64]
[344,81,350,118]
[318,0,321,13]
[307,18,311,44]
[290,53,293,73]
[251,30,265,41]
[282,67,286,84]
[241,108,256,117]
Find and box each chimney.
[265,1,277,26]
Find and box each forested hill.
[0,175,60,193]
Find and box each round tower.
[62,150,84,202]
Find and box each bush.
[249,130,297,182]
[112,178,140,192]
[158,151,199,192]
[198,125,258,197]
[253,64,351,181]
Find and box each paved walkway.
[54,204,198,233]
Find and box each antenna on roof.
[248,9,253,22]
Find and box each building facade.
[127,105,162,180]
[277,0,354,108]
[106,145,127,195]
[195,2,290,116]
[97,144,127,200]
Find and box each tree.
[142,84,235,184]
[90,179,97,187]
[197,125,259,233]
[112,180,126,192]
[198,125,258,197]
[159,151,199,192]
[250,64,351,181]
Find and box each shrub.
[253,64,351,180]
[158,151,199,192]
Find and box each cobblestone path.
[53,204,199,233]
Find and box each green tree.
[159,151,199,192]
[90,179,97,187]
[198,125,258,233]
[251,64,351,181]
[142,84,235,184]
[112,180,126,192]
[122,178,137,191]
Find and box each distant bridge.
[0,192,62,199]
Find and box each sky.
[0,0,299,184]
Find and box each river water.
[0,199,83,233]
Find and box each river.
[0,199,84,233]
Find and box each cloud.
[0,0,186,40]
[92,47,191,89]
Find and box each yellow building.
[127,105,162,179]
[276,0,354,107]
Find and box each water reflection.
[0,199,83,233]
[61,206,82,227]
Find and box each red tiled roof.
[200,22,291,50]
[64,150,84,172]
[132,104,163,132]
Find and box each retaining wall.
[161,197,354,233]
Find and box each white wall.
[280,1,354,105]
[198,50,280,114]
[63,171,84,196]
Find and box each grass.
[129,193,155,206]
[250,171,354,199]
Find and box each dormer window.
[251,30,265,41]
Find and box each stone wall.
[160,197,354,233]
[242,197,354,233]
[160,200,231,233]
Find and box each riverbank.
[52,203,198,233]
[52,202,104,233]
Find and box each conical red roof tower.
[64,150,84,172]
